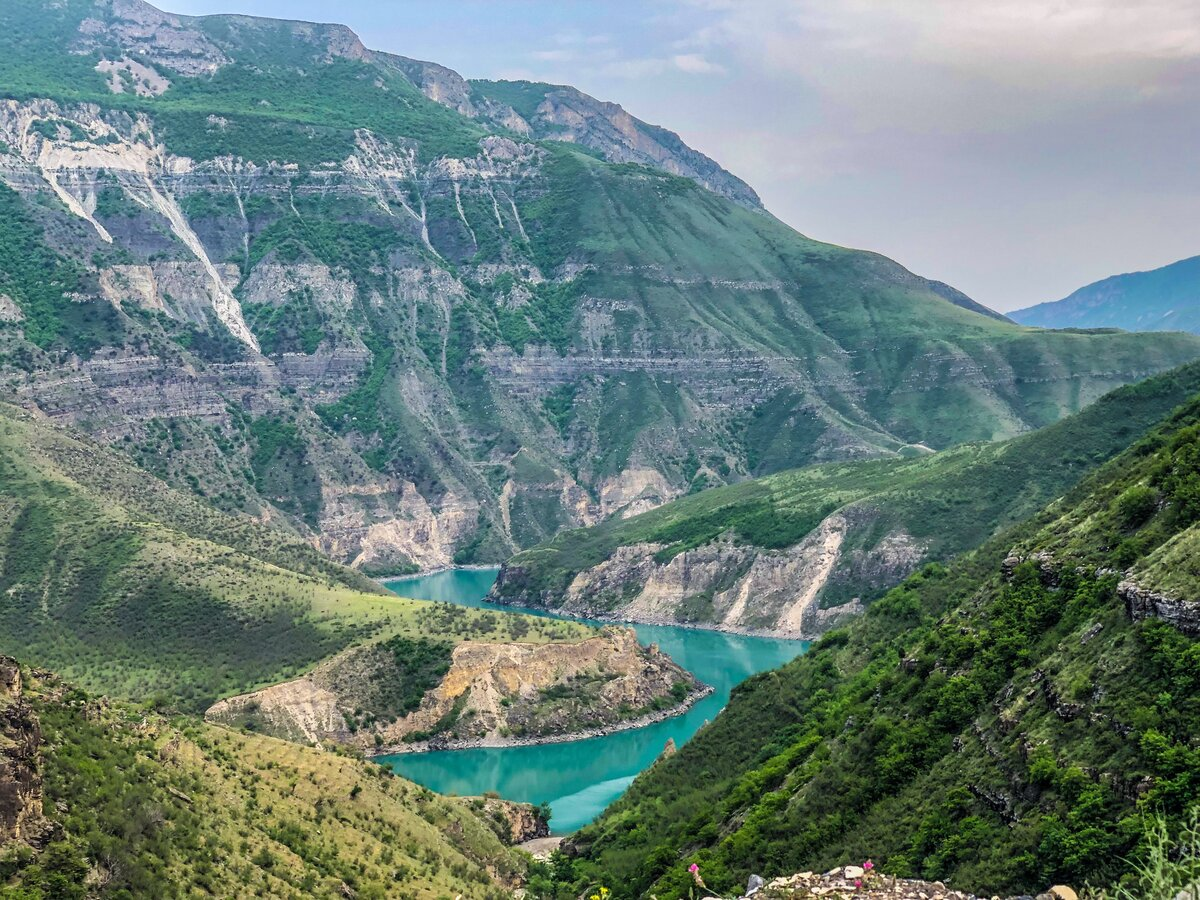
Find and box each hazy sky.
[165,0,1200,312]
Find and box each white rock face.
[547,510,927,638]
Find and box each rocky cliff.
[503,514,878,638]
[490,363,1200,637]
[206,626,706,750]
[0,660,45,848]
[2,0,1199,575]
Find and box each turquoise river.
[378,568,808,834]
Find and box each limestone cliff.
[205,627,706,750]
[460,796,550,845]
[493,509,921,638]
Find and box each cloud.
[532,49,576,62]
[671,52,725,74]
[682,0,1200,85]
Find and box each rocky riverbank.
[208,627,707,751]
[371,683,714,755]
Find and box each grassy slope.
[0,404,593,712]
[497,361,1200,606]
[5,667,523,899]
[0,0,486,165]
[554,392,1200,899]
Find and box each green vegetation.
[2,668,525,898]
[0,403,593,714]
[548,390,1200,899]
[0,0,486,165]
[246,414,322,526]
[0,183,122,355]
[498,362,1200,609]
[243,289,326,355]
[469,79,564,123]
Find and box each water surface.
[379,568,807,834]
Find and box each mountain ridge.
[1011,254,1200,334]
[0,0,1197,577]
[553,378,1200,899]
[488,361,1200,636]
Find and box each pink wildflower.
[863,859,874,871]
[855,879,863,888]
[688,863,699,873]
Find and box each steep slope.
[491,361,1200,635]
[0,403,696,744]
[554,389,1200,899]
[1011,255,1200,333]
[207,626,706,752]
[466,79,763,208]
[1,0,1198,574]
[0,659,531,899]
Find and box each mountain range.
[1,0,1198,578]
[2,2,1200,899]
[1012,254,1200,334]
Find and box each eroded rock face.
[495,510,927,638]
[0,660,46,846]
[463,797,549,845]
[1120,580,1200,636]
[206,627,704,750]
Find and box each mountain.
[489,361,1200,635]
[553,382,1200,899]
[0,401,693,745]
[1,0,1199,577]
[0,658,536,898]
[1011,255,1200,333]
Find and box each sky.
[164,0,1200,312]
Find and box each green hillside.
[492,361,1200,625]
[0,403,592,712]
[0,0,1196,571]
[0,664,527,899]
[551,388,1200,898]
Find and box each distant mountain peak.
[1011,254,1200,334]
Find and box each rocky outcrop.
[1120,579,1200,636]
[495,510,926,638]
[463,796,549,845]
[737,867,1076,899]
[0,660,46,846]
[206,628,705,751]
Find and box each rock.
[1120,580,1200,636]
[1035,889,1078,900]
[844,865,865,879]
[0,659,47,844]
[208,627,705,750]
[746,873,765,895]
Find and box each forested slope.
[491,362,1200,636]
[556,388,1200,898]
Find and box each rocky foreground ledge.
[700,868,1080,900]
